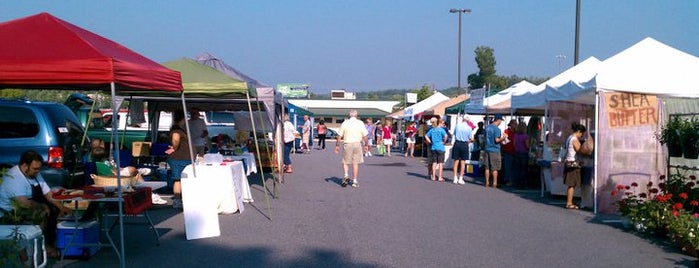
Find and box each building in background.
[288,99,399,129]
[330,89,356,100]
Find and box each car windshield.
[206,111,235,125]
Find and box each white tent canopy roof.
[511,57,601,110]
[594,37,699,97]
[484,80,536,112]
[552,37,699,104]
[403,92,450,119]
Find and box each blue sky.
[1,1,697,93]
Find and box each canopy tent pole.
[541,106,549,198]
[111,82,126,268]
[254,92,278,193]
[247,91,274,220]
[180,92,196,177]
[593,91,600,214]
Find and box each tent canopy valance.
[0,12,182,92]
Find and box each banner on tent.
[603,92,658,128]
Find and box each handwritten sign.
[604,92,658,128]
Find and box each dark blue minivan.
[0,99,86,187]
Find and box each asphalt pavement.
[57,142,695,267]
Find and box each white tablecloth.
[227,152,257,176]
[182,161,254,214]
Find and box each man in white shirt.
[188,108,208,155]
[335,110,369,188]
[0,150,74,258]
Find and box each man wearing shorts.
[451,115,473,185]
[484,114,507,188]
[335,110,369,188]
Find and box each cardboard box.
[132,141,152,157]
[56,220,99,258]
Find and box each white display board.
[181,177,221,240]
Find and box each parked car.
[313,127,338,140]
[0,99,86,187]
[205,111,236,141]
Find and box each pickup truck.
[76,108,171,149]
[76,108,236,149]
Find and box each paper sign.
[604,92,658,128]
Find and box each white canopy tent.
[482,80,536,113]
[510,57,601,111]
[401,92,450,120]
[546,37,699,213]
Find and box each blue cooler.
[56,220,99,258]
[464,160,483,177]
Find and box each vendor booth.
[550,37,699,213]
[525,37,699,213]
[0,12,184,267]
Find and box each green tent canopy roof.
[162,58,252,98]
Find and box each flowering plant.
[613,170,699,255]
[613,181,669,233]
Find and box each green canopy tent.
[157,58,275,219]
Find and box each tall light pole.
[450,8,471,94]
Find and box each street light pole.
[449,8,471,95]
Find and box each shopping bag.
[377,144,385,155]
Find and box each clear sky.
[1,1,697,93]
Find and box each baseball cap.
[493,114,504,121]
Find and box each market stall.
[0,12,184,267]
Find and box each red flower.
[667,193,673,199]
[631,182,639,187]
[680,193,689,200]
[611,190,618,196]
[694,213,699,218]
[647,181,653,187]
[673,202,684,210]
[691,200,699,207]
[674,210,680,217]
[616,184,625,190]
[639,193,647,198]
[659,175,666,181]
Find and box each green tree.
[468,46,510,90]
[366,92,379,101]
[415,85,433,102]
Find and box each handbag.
[564,160,582,169]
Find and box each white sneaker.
[453,177,459,184]
[138,168,152,176]
[351,180,359,188]
[151,193,167,205]
[458,177,466,185]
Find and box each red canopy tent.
[0,13,183,267]
[0,12,181,92]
